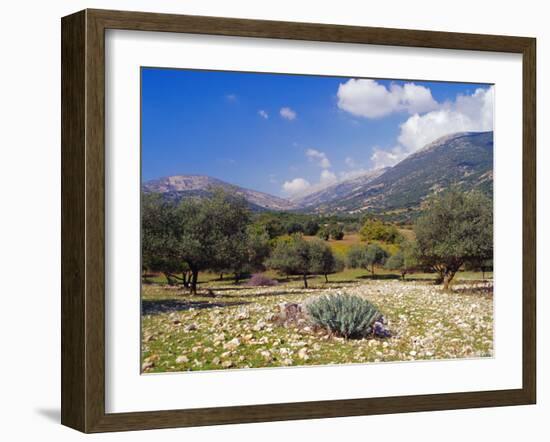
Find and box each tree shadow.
[141,299,250,315]
[209,290,305,299]
[203,286,254,292]
[451,285,493,297]
[402,277,438,283]
[356,274,401,281]
[273,275,305,283]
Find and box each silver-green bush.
[305,294,381,339]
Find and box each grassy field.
[144,267,493,287]
[141,269,493,373]
[303,231,413,257]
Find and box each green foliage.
[360,219,402,243]
[346,244,366,269]
[285,221,304,235]
[267,235,341,286]
[343,222,360,233]
[142,189,254,293]
[346,243,388,276]
[328,223,344,240]
[306,294,381,339]
[267,234,312,287]
[253,215,286,239]
[414,188,493,289]
[309,239,344,282]
[384,240,418,279]
[304,219,320,236]
[142,194,183,277]
[317,227,330,241]
[385,252,404,272]
[365,244,389,275]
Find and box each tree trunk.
[442,270,456,291]
[182,271,189,288]
[234,273,240,284]
[190,269,199,295]
[324,273,329,283]
[219,273,224,280]
[164,272,175,286]
[303,273,308,288]
[434,268,445,285]
[371,264,375,279]
[402,271,406,280]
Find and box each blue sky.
[141,68,493,198]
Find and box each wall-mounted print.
[140,69,494,374]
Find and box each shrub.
[245,273,278,287]
[328,223,344,240]
[306,294,381,339]
[360,219,402,243]
[317,227,330,241]
[304,219,320,236]
[286,222,304,235]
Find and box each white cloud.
[258,110,269,119]
[225,94,238,102]
[282,178,311,196]
[306,148,331,168]
[339,168,369,181]
[369,86,494,167]
[370,146,405,169]
[337,79,438,119]
[344,156,356,168]
[397,86,494,152]
[283,170,338,198]
[280,107,297,120]
[320,169,338,185]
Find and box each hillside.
[293,168,388,208]
[300,131,493,214]
[142,175,297,211]
[142,131,493,216]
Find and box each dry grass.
[141,277,493,373]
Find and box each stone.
[253,320,267,331]
[141,361,154,371]
[224,338,241,350]
[184,323,197,332]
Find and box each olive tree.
[414,188,493,290]
[346,243,388,278]
[177,189,251,294]
[385,240,418,280]
[309,239,344,283]
[360,219,402,243]
[142,194,185,285]
[328,223,344,240]
[267,234,312,288]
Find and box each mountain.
[299,131,493,214]
[293,167,389,208]
[142,175,298,211]
[143,131,493,216]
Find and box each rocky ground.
[141,279,493,373]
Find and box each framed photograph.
[61,9,536,433]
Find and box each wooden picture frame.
[61,8,536,433]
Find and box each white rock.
[224,338,241,350]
